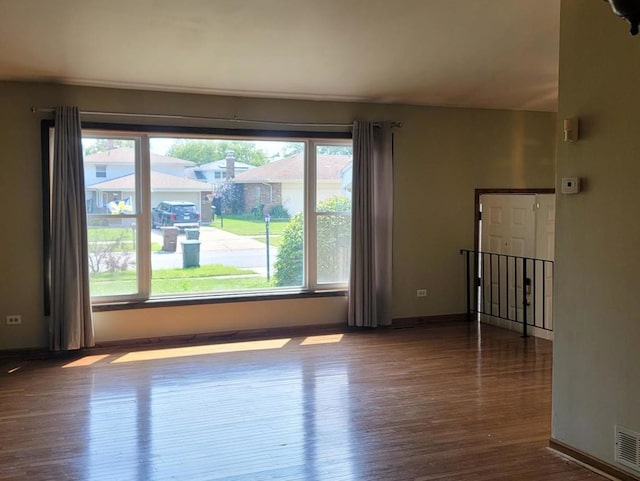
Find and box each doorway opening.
[474,189,555,339]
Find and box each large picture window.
[46,124,352,304]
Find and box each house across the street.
[233,153,352,215]
[185,150,254,184]
[84,147,212,221]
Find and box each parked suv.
[152,201,200,229]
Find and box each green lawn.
[87,227,162,251]
[91,264,253,281]
[253,235,283,248]
[90,264,271,296]
[91,276,272,297]
[87,227,135,242]
[89,241,161,253]
[88,220,287,296]
[211,215,289,236]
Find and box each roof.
[87,171,209,191]
[84,147,196,167]
[192,158,254,172]
[184,158,255,180]
[233,154,351,183]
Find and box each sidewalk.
[152,226,267,252]
[151,226,278,271]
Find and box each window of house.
[214,171,222,179]
[46,125,352,305]
[95,164,107,177]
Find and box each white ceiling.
[0,0,560,111]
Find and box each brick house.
[232,153,352,216]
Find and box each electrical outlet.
[416,289,427,298]
[6,315,22,325]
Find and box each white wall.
[281,182,304,215]
[85,163,133,187]
[281,181,344,215]
[95,296,347,342]
[317,182,345,205]
[552,0,640,475]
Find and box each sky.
[82,137,293,157]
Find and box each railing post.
[544,261,548,330]
[465,250,472,321]
[522,258,528,338]
[460,249,553,335]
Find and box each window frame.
[306,139,354,291]
[81,132,149,303]
[42,120,351,313]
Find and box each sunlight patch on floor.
[62,354,111,368]
[300,334,344,345]
[111,338,292,363]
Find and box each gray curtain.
[348,121,394,327]
[50,106,94,351]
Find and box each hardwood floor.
[0,322,604,481]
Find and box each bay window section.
[72,128,350,304]
[311,142,353,287]
[147,138,305,295]
[83,136,143,298]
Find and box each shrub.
[267,204,290,220]
[273,212,304,286]
[88,229,133,274]
[316,197,351,283]
[274,195,351,286]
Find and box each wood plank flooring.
[0,322,604,481]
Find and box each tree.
[317,145,353,155]
[278,142,304,158]
[215,180,244,215]
[167,140,269,166]
[83,139,134,156]
[274,195,351,287]
[276,143,352,158]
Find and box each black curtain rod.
[31,107,402,129]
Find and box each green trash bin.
[182,240,201,268]
[185,228,200,240]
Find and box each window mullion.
[137,135,151,298]
[306,141,318,290]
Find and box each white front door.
[480,194,536,322]
[481,194,536,257]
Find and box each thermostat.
[561,177,580,194]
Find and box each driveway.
[151,226,278,273]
